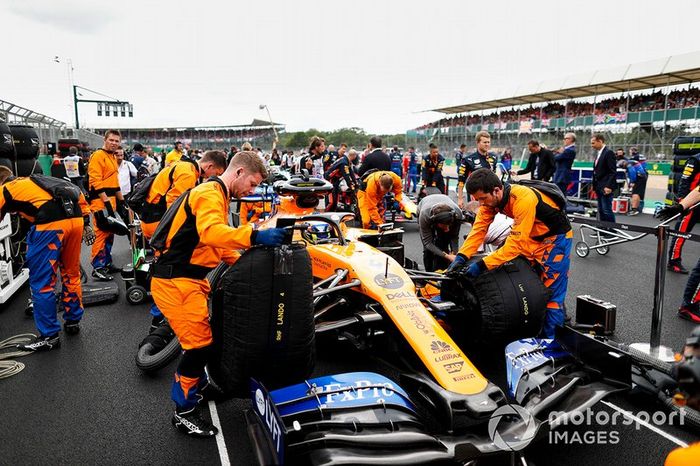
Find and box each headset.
[428,204,458,225]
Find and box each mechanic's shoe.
[106,263,123,274]
[63,320,81,335]
[150,316,166,332]
[172,406,218,438]
[628,210,639,216]
[17,334,60,352]
[678,306,700,323]
[91,267,114,281]
[667,261,689,274]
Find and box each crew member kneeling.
[417,194,463,272]
[449,168,573,338]
[357,171,403,229]
[0,167,93,351]
[150,151,287,437]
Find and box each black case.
[575,295,616,334]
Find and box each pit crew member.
[449,168,573,338]
[0,167,93,351]
[457,130,495,209]
[357,170,403,229]
[324,147,358,212]
[421,143,445,193]
[668,150,700,273]
[151,151,288,437]
[417,193,463,272]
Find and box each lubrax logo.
[373,273,404,289]
[430,340,452,353]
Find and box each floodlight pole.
[260,104,279,150]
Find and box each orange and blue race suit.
[142,160,200,320]
[458,183,572,338]
[357,171,403,229]
[87,149,121,269]
[151,178,253,410]
[0,177,90,337]
[140,159,199,240]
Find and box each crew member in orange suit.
[140,151,227,240]
[0,167,93,351]
[150,151,288,437]
[87,129,127,281]
[449,168,573,338]
[140,151,227,330]
[357,170,403,229]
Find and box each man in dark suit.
[358,136,391,177]
[591,133,617,223]
[514,140,555,181]
[553,133,576,195]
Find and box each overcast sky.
[2,0,699,134]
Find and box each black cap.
[133,143,144,152]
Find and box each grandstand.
[408,51,700,160]
[95,119,285,152]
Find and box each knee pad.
[178,345,212,377]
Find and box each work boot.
[17,334,60,352]
[91,267,113,281]
[678,305,700,323]
[63,320,81,335]
[172,405,218,438]
[667,260,689,274]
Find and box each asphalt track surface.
[1,209,700,465]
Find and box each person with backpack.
[87,130,128,281]
[131,151,228,331]
[448,168,573,338]
[149,151,288,437]
[135,152,227,241]
[0,166,94,351]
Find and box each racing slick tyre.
[442,256,548,344]
[209,244,315,397]
[575,241,590,258]
[8,125,39,160]
[135,323,181,372]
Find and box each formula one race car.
[231,175,554,464]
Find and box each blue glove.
[466,260,487,278]
[252,228,287,246]
[446,254,467,273]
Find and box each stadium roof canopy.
[431,51,700,114]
